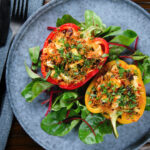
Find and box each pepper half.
[41,23,109,90]
[85,60,146,138]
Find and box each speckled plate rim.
[6,0,150,149]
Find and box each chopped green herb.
[87,92,90,95]
[107,81,111,87]
[96,97,100,100]
[117,111,122,116]
[91,86,96,91]
[45,70,51,80]
[54,65,61,76]
[84,59,91,68]
[102,54,109,58]
[90,93,97,98]
[77,44,83,49]
[128,102,137,109]
[65,43,70,48]
[66,52,71,59]
[74,72,79,75]
[102,98,109,103]
[88,101,92,105]
[118,66,126,77]
[71,45,76,48]
[80,34,83,38]
[72,54,82,61]
[90,37,94,40]
[58,38,65,43]
[58,48,64,57]
[53,73,59,78]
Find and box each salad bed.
[21,10,150,144]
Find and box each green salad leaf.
[41,108,80,136]
[22,10,150,145]
[99,26,122,38]
[56,14,81,27]
[81,106,90,119]
[52,92,79,111]
[130,51,150,84]
[84,10,106,31]
[131,50,148,60]
[21,79,53,102]
[24,62,40,79]
[79,114,113,144]
[138,57,150,84]
[29,46,40,64]
[145,97,150,111]
[109,29,137,58]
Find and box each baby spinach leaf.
[29,46,40,64]
[109,29,137,58]
[56,14,80,27]
[84,10,106,31]
[24,62,40,79]
[81,106,90,119]
[79,114,113,144]
[41,108,79,136]
[21,79,53,102]
[61,92,78,101]
[52,92,79,111]
[51,95,63,111]
[145,97,150,111]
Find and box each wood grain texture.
[6,0,150,150]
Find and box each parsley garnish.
[45,70,51,80]
[102,54,109,58]
[65,43,70,48]
[58,48,64,57]
[77,44,83,49]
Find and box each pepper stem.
[110,111,119,138]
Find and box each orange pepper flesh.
[85,60,146,137]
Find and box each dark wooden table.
[6,0,150,150]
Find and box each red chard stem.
[47,26,57,30]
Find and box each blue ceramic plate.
[6,0,150,149]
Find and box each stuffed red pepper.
[41,23,109,90]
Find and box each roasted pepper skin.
[41,23,109,90]
[85,60,146,124]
